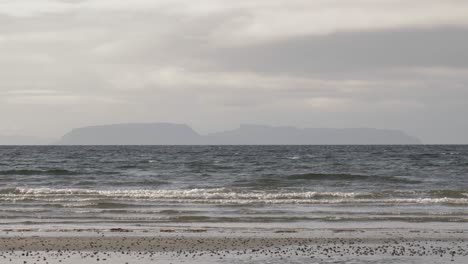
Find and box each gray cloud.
[210,27,468,75]
[0,0,467,143]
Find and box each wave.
[73,180,169,187]
[0,169,78,176]
[232,173,422,188]
[288,173,370,181]
[1,187,467,205]
[1,187,360,199]
[287,173,422,184]
[159,215,468,223]
[429,189,468,199]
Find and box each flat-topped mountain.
[207,124,421,145]
[58,123,421,145]
[59,123,201,145]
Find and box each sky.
[0,0,467,143]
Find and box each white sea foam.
[1,187,467,205]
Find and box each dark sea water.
[0,145,467,230]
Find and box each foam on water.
[1,145,467,226]
[1,187,467,205]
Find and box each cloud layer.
[0,0,467,143]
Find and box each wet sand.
[0,228,467,263]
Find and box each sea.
[1,145,467,231]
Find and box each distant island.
[57,123,421,145]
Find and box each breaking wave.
[1,187,467,205]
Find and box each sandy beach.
[1,227,467,263]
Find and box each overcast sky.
[1,0,467,143]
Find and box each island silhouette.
[57,123,421,145]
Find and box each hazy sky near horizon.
[0,0,467,143]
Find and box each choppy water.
[0,145,467,229]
